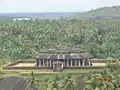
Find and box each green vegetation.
[83,63,120,90]
[1,6,120,62]
[72,5,120,20]
[27,72,77,90]
[0,63,120,90]
[1,63,119,90]
[63,69,103,73]
[22,63,120,90]
[1,5,120,90]
[0,19,120,62]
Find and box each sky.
[1,0,120,13]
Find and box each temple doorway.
[52,61,64,72]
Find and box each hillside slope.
[0,16,14,21]
[73,6,120,20]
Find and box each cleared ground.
[92,63,106,66]
[13,63,35,67]
[3,61,114,75]
[10,62,107,67]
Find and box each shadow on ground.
[0,76,40,90]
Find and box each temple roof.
[52,61,64,64]
[39,49,87,53]
[37,49,92,59]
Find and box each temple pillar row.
[47,59,49,66]
[37,59,89,67]
[79,60,81,66]
[83,59,84,66]
[88,59,90,66]
[50,59,51,66]
[75,59,77,66]
[39,59,41,66]
[67,59,69,66]
[71,59,72,67]
[43,59,44,66]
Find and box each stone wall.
[3,59,117,70]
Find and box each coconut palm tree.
[62,73,77,90]
[50,74,62,90]
[26,71,40,90]
[41,78,52,90]
[84,63,120,90]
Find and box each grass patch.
[22,69,102,81]
[3,69,53,73]
[92,63,106,66]
[63,69,103,73]
[19,69,103,76]
[33,75,55,80]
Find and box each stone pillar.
[79,60,81,66]
[75,59,77,67]
[39,59,41,67]
[43,59,45,67]
[71,60,72,67]
[67,59,69,66]
[58,54,60,59]
[88,59,90,66]
[61,64,63,69]
[63,55,65,59]
[41,59,42,66]
[47,59,49,67]
[64,59,65,65]
[50,59,51,66]
[36,57,39,66]
[53,64,55,69]
[83,59,84,66]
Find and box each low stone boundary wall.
[91,59,117,63]
[64,66,105,69]
[3,65,105,70]
[7,60,35,66]
[3,59,117,70]
[3,66,52,70]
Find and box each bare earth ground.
[12,62,106,67]
[92,63,106,66]
[13,63,35,67]
[3,62,105,74]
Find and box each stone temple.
[36,49,93,71]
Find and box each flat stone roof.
[37,49,93,59]
[40,49,87,53]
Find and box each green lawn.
[1,60,104,80]
[4,68,103,75]
[18,69,103,79]
[22,69,103,81]
[34,75,55,80]
[63,69,102,73]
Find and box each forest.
[0,19,120,62]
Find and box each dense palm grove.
[0,19,120,90]
[28,72,77,90]
[83,63,120,90]
[0,19,120,61]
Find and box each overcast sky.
[1,0,120,13]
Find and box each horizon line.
[0,11,85,14]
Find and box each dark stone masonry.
[36,49,93,71]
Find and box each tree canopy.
[0,19,120,61]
